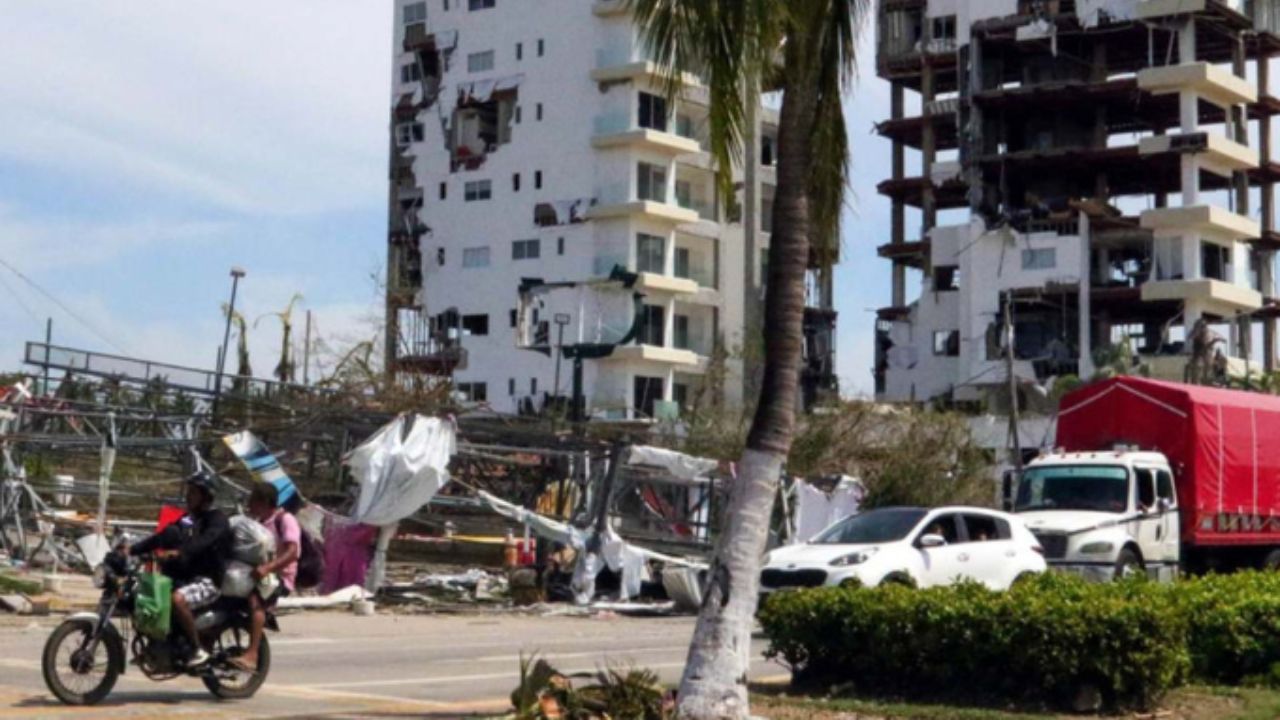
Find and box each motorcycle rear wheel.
[201,623,270,699]
[42,618,123,705]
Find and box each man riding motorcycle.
[127,470,232,667]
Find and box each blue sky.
[0,2,898,397]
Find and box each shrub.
[1175,572,1280,686]
[758,573,1190,710]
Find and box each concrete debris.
[277,584,371,611]
[0,594,32,614]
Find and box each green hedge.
[760,572,1280,710]
[759,573,1189,710]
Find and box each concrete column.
[1079,212,1095,377]
[1182,234,1201,278]
[891,81,907,309]
[1181,154,1200,206]
[1179,18,1196,65]
[921,64,938,232]
[892,264,907,307]
[1261,54,1277,371]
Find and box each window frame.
[467,50,496,73]
[462,246,491,268]
[464,180,492,202]
[512,238,541,260]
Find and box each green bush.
[759,573,1190,710]
[1175,572,1280,686]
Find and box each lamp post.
[553,313,571,398]
[211,267,246,424]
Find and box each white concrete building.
[384,0,824,419]
[874,0,1280,406]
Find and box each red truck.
[1007,376,1280,581]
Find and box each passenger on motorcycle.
[235,482,299,671]
[127,470,232,667]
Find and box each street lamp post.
[553,313,571,399]
[211,267,246,424]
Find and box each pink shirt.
[266,509,301,592]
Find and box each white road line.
[294,661,692,690]
[435,645,689,664]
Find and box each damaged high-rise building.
[875,0,1280,406]
[385,0,838,417]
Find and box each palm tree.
[255,293,304,384]
[628,1,863,717]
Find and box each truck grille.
[760,568,828,589]
[1033,532,1068,560]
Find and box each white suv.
[760,506,1046,591]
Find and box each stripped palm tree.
[220,302,252,394]
[255,293,304,384]
[628,1,864,717]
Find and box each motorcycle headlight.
[830,548,878,567]
[1079,541,1115,555]
[92,564,107,588]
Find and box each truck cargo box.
[1057,377,1280,546]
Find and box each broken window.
[401,63,422,84]
[637,163,667,202]
[1202,242,1230,281]
[933,265,959,291]
[462,246,490,268]
[457,382,487,402]
[512,238,540,260]
[395,122,425,147]
[464,180,492,201]
[468,0,494,10]
[1021,248,1056,270]
[933,330,960,357]
[633,376,665,418]
[639,92,668,132]
[403,2,427,25]
[467,50,495,73]
[451,81,518,169]
[462,314,489,336]
[930,15,955,40]
[637,233,666,273]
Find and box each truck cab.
[1011,450,1180,582]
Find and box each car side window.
[961,514,1001,543]
[918,514,961,545]
[1156,470,1175,506]
[1135,468,1156,509]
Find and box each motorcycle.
[41,537,272,705]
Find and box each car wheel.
[1263,549,1280,571]
[879,572,915,588]
[1114,547,1143,580]
[1011,572,1037,587]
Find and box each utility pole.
[303,310,313,386]
[1003,292,1024,481]
[211,267,246,424]
[42,318,52,397]
[553,313,570,400]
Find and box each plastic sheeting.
[627,445,718,484]
[346,414,456,527]
[223,431,298,507]
[791,476,864,543]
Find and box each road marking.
[298,660,692,690]
[436,644,690,665]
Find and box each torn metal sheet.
[627,445,718,484]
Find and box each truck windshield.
[810,508,928,544]
[1015,465,1129,513]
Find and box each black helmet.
[183,470,218,494]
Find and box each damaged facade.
[385,0,839,418]
[875,0,1280,405]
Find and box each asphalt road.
[0,610,783,718]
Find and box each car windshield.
[810,508,927,545]
[1015,465,1129,513]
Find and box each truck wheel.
[1262,549,1280,570]
[1114,548,1143,580]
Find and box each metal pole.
[571,357,585,424]
[211,267,245,423]
[1004,293,1024,479]
[303,310,313,386]
[42,318,52,397]
[553,322,565,397]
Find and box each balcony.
[1138,132,1259,178]
[1140,205,1260,242]
[1137,62,1256,109]
[1141,278,1263,312]
[591,46,702,86]
[605,344,704,368]
[592,113,703,155]
[635,272,698,295]
[586,183,700,224]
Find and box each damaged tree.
[630,1,863,717]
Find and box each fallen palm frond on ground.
[508,654,672,720]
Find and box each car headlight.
[1079,541,1115,555]
[92,564,107,588]
[830,548,878,567]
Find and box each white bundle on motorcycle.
[229,515,276,565]
[222,561,256,598]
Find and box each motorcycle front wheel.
[42,618,124,705]
[201,623,269,699]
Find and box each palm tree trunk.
[677,31,821,720]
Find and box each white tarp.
[1076,0,1138,28]
[346,414,455,527]
[791,476,865,543]
[627,445,718,484]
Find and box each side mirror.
[1001,470,1014,512]
[919,533,947,548]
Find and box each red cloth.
[1057,377,1280,546]
[156,505,185,532]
